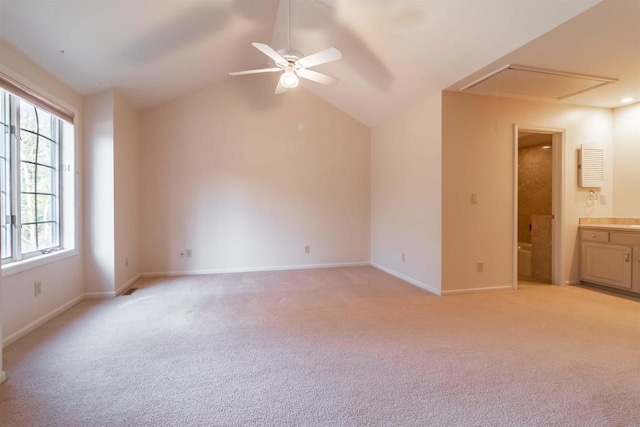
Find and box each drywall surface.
[612,103,640,217]
[370,92,442,294]
[0,39,84,344]
[141,78,370,274]
[83,89,115,295]
[113,90,142,292]
[442,91,613,292]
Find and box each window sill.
[2,248,78,278]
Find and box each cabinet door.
[633,247,640,293]
[581,242,633,289]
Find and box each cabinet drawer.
[581,230,609,243]
[610,232,640,246]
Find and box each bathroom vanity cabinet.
[580,227,640,294]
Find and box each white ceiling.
[2,0,630,127]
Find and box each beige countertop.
[579,218,640,231]
[579,224,640,231]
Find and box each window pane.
[21,223,36,253]
[21,193,36,223]
[37,109,53,140]
[37,138,53,166]
[20,101,37,133]
[21,162,36,192]
[36,165,53,193]
[2,225,11,258]
[1,92,10,258]
[37,222,54,250]
[20,132,37,163]
[36,194,53,221]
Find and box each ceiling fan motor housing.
[277,48,304,65]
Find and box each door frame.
[512,125,565,289]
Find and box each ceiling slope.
[0,0,603,126]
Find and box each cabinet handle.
[624,253,630,262]
[591,234,596,238]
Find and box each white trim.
[370,262,441,296]
[84,291,115,299]
[0,64,79,117]
[115,274,141,296]
[0,371,6,384]
[2,248,78,278]
[140,261,371,278]
[441,285,513,296]
[512,124,519,290]
[566,280,581,286]
[2,294,83,348]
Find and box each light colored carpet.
[1,266,639,426]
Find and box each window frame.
[0,69,78,276]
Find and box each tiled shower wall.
[518,144,552,243]
[518,142,552,281]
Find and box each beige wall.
[442,91,613,293]
[84,90,115,296]
[370,93,442,294]
[114,91,142,292]
[0,39,84,345]
[84,89,142,296]
[141,78,370,274]
[612,103,640,217]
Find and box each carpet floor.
[1,266,639,426]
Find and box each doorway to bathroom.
[513,126,564,288]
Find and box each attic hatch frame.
[461,64,618,101]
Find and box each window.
[0,86,75,265]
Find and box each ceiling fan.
[229,0,342,94]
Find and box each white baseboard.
[84,291,115,299]
[85,274,142,298]
[115,273,142,296]
[0,370,6,384]
[141,261,371,278]
[371,262,441,296]
[441,285,513,296]
[2,294,84,348]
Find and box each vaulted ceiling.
[1,0,636,127]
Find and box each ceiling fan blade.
[252,42,287,66]
[229,67,281,76]
[297,47,342,69]
[297,69,339,86]
[275,79,288,95]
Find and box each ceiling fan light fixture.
[280,70,299,88]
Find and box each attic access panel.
[461,65,617,100]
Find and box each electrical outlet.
[186,249,192,258]
[477,261,484,273]
[305,245,310,254]
[402,252,406,262]
[34,281,42,297]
